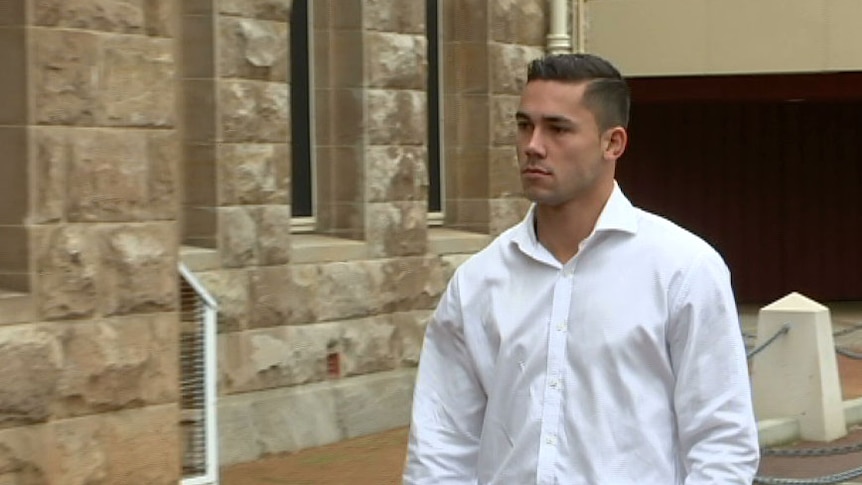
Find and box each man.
[403,53,760,484]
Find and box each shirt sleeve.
[403,271,487,485]
[668,251,761,484]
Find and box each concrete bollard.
[751,292,847,442]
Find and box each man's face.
[515,80,622,207]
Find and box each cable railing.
[745,318,862,485]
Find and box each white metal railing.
[179,264,219,485]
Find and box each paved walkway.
[222,303,862,485]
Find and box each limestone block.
[218,206,258,267]
[490,0,547,46]
[441,253,471,281]
[366,32,426,90]
[143,0,175,37]
[98,36,176,127]
[249,264,319,329]
[218,143,289,205]
[197,269,250,332]
[32,225,98,320]
[251,205,292,265]
[752,292,847,441]
[316,262,376,321]
[490,197,530,236]
[32,0,145,33]
[31,29,98,125]
[95,224,177,316]
[489,147,522,198]
[146,130,180,220]
[0,426,48,484]
[249,382,340,456]
[391,310,432,367]
[378,256,446,313]
[366,201,427,258]
[0,326,61,427]
[48,405,180,485]
[491,95,520,147]
[66,129,149,222]
[333,369,416,439]
[30,127,68,224]
[339,316,399,377]
[219,0,292,21]
[366,89,426,146]
[55,315,178,418]
[490,43,545,95]
[218,323,341,394]
[366,146,428,203]
[219,17,288,82]
[217,382,341,465]
[363,0,425,34]
[219,80,289,143]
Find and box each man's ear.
[603,126,628,162]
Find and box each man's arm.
[403,272,487,485]
[668,251,760,484]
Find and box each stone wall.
[0,0,552,477]
[0,0,182,483]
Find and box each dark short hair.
[526,53,630,130]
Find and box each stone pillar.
[0,0,184,483]
[487,0,545,235]
[752,292,847,441]
[363,0,429,257]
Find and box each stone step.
[0,289,34,325]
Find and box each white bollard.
[751,292,847,442]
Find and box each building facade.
[0,0,549,481]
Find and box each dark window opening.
[426,0,443,213]
[291,0,313,217]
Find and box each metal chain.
[754,465,862,484]
[836,346,862,360]
[833,322,862,339]
[747,324,791,360]
[762,440,862,457]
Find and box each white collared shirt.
[404,184,759,484]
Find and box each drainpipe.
[546,0,572,54]
[575,0,586,53]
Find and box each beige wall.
[585,0,862,77]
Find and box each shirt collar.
[512,181,639,254]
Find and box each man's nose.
[525,128,546,158]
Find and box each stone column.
[0,0,183,483]
[363,0,429,258]
[488,0,545,235]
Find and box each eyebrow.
[514,111,576,125]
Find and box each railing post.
[752,292,847,441]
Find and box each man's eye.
[516,121,532,130]
[550,125,569,133]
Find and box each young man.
[403,54,760,484]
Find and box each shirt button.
[545,435,557,445]
[549,378,560,388]
[557,322,567,331]
[562,269,574,278]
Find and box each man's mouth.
[522,166,552,175]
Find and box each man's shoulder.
[632,207,725,266]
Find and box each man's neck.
[535,183,614,263]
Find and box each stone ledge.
[428,227,491,255]
[180,245,220,271]
[291,234,368,264]
[217,368,416,466]
[0,290,34,325]
[757,397,862,448]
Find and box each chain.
[747,324,791,360]
[833,322,862,339]
[836,346,862,360]
[762,440,862,457]
[754,465,862,484]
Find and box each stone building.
[0,0,552,482]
